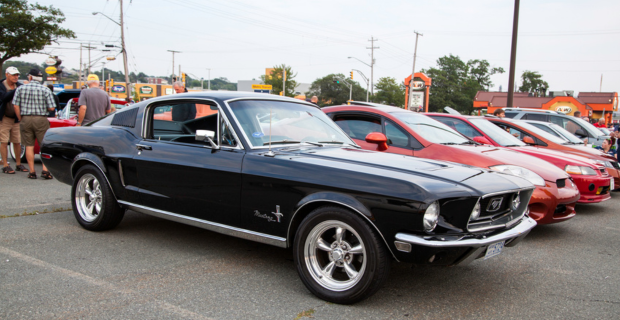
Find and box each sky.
[10,0,620,93]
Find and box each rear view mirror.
[195,130,220,149]
[365,132,388,151]
[473,136,492,145]
[522,136,536,145]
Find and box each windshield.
[228,100,354,148]
[600,128,611,135]
[391,112,469,144]
[572,117,606,138]
[550,123,585,144]
[470,118,525,147]
[517,121,568,144]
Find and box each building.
[474,91,618,123]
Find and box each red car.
[427,114,612,203]
[486,117,620,190]
[323,104,580,225]
[5,98,128,161]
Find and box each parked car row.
[38,93,614,304]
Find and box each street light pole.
[408,31,423,110]
[206,68,211,90]
[348,56,372,99]
[352,69,369,102]
[506,0,520,109]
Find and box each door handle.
[136,144,152,151]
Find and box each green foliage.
[374,77,405,107]
[260,64,297,97]
[307,74,367,107]
[0,0,76,70]
[421,54,504,114]
[518,71,549,96]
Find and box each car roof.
[325,102,412,114]
[142,91,318,108]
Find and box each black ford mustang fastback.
[41,92,536,304]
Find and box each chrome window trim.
[70,158,118,201]
[222,97,354,150]
[118,200,287,248]
[141,97,243,150]
[287,199,398,261]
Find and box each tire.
[71,165,125,231]
[9,142,25,162]
[293,206,390,304]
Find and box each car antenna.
[265,105,275,157]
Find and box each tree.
[421,54,504,114]
[0,0,76,70]
[519,71,549,97]
[374,77,405,107]
[260,64,297,97]
[307,74,367,107]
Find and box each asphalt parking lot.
[1,160,619,319]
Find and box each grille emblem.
[486,197,503,212]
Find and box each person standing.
[310,96,319,106]
[12,69,56,179]
[76,74,112,126]
[593,118,606,128]
[0,67,27,173]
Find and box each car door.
[331,112,414,155]
[133,99,244,225]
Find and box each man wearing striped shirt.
[13,69,56,179]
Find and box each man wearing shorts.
[12,69,56,179]
[0,66,27,174]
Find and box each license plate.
[484,241,505,260]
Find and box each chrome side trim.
[118,201,287,248]
[70,157,118,201]
[118,160,125,187]
[288,199,398,261]
[395,216,536,249]
[481,187,533,199]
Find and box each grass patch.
[0,207,71,219]
[294,309,315,320]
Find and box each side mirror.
[365,132,388,151]
[195,130,220,149]
[574,128,586,137]
[473,136,492,145]
[522,136,536,145]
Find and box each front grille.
[467,189,533,233]
[554,204,566,214]
[556,179,566,188]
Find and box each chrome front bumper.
[393,216,537,265]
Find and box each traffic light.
[350,71,354,79]
[333,79,340,84]
[105,80,109,91]
[182,73,186,86]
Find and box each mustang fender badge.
[254,205,283,223]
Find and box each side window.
[529,123,561,138]
[333,114,381,140]
[562,118,585,137]
[148,101,236,147]
[524,113,548,121]
[549,115,565,127]
[384,120,409,148]
[494,123,525,139]
[433,117,482,138]
[504,112,518,119]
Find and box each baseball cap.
[27,69,42,77]
[5,67,20,75]
[87,74,99,81]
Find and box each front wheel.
[72,165,125,231]
[294,206,390,304]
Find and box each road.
[1,159,619,319]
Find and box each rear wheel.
[294,206,390,304]
[72,165,125,231]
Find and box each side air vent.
[111,108,138,128]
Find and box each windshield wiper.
[440,142,459,145]
[459,141,478,145]
[263,140,301,145]
[301,141,323,147]
[504,144,523,147]
[318,141,344,145]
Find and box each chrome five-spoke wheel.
[75,173,103,222]
[305,220,367,291]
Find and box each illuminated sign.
[411,81,425,90]
[45,66,57,74]
[140,86,153,94]
[251,84,272,90]
[555,106,572,114]
[111,85,126,93]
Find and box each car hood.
[509,146,600,167]
[447,145,570,181]
[270,146,534,198]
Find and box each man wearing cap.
[0,67,28,174]
[76,74,112,126]
[12,68,56,179]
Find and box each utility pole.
[506,0,520,109]
[407,31,423,110]
[167,50,181,83]
[206,68,211,90]
[119,0,131,100]
[282,68,287,96]
[79,43,82,86]
[83,44,96,75]
[600,74,603,92]
[367,36,379,97]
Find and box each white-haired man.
[12,69,56,179]
[76,74,113,126]
[0,66,27,174]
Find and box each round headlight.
[511,192,521,210]
[423,201,440,232]
[470,199,481,221]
